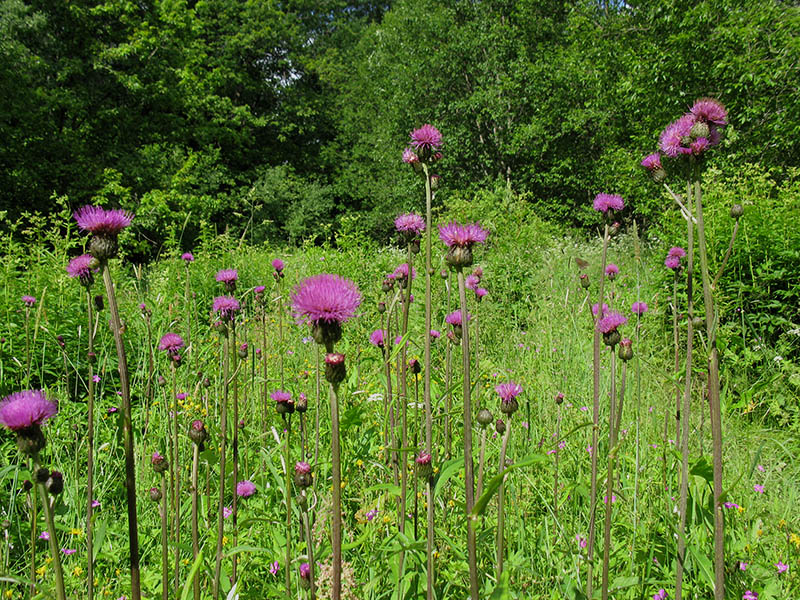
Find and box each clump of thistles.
[496,382,523,416]
[291,274,361,349]
[439,222,489,268]
[657,98,727,159]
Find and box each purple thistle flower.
[61,548,76,555]
[395,213,425,235]
[291,274,361,326]
[776,561,788,574]
[668,246,687,258]
[369,329,386,348]
[690,137,709,155]
[475,287,488,299]
[212,296,240,320]
[22,295,36,307]
[158,333,184,353]
[236,480,256,498]
[272,258,285,272]
[641,153,662,171]
[269,561,280,575]
[254,285,266,295]
[592,193,624,213]
[445,310,470,326]
[181,252,194,263]
[753,484,764,494]
[416,451,432,466]
[743,592,758,600]
[73,205,133,235]
[605,263,619,278]
[665,256,681,270]
[0,390,58,431]
[690,98,727,126]
[597,312,628,334]
[465,274,479,290]
[39,531,50,540]
[295,461,311,474]
[430,329,440,339]
[495,382,523,401]
[391,263,416,281]
[592,303,610,317]
[402,147,419,164]
[631,301,649,315]
[299,562,311,579]
[270,390,292,404]
[659,114,695,158]
[66,255,95,280]
[438,222,489,248]
[410,124,442,152]
[215,269,238,284]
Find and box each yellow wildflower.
[73,566,84,577]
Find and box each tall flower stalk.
[74,205,141,600]
[495,382,522,578]
[586,193,623,599]
[151,453,170,600]
[273,390,295,598]
[291,273,361,600]
[188,420,207,600]
[295,462,316,600]
[440,220,488,600]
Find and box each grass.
[0,210,798,600]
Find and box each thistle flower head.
[438,222,489,248]
[402,147,419,164]
[496,382,523,402]
[395,213,425,236]
[270,390,292,404]
[0,390,58,432]
[66,254,95,281]
[369,329,386,348]
[291,274,361,327]
[690,97,727,126]
[445,310,470,326]
[254,285,266,295]
[659,114,695,158]
[295,461,311,475]
[299,563,311,579]
[410,124,442,153]
[22,295,36,308]
[665,256,681,270]
[158,333,184,353]
[236,480,256,498]
[631,301,649,315]
[592,303,610,317]
[465,274,479,290]
[668,246,687,258]
[215,269,238,284]
[597,311,628,334]
[212,296,240,320]
[605,264,619,278]
[475,287,488,299]
[390,263,416,282]
[593,194,625,214]
[181,253,194,263]
[641,153,662,171]
[73,205,133,235]
[272,258,285,272]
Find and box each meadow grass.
[0,210,798,600]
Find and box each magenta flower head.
[445,310,470,327]
[395,213,425,238]
[497,382,523,415]
[605,263,619,280]
[597,311,628,347]
[592,303,610,318]
[776,561,788,574]
[593,193,624,215]
[391,263,416,285]
[402,147,420,166]
[22,295,36,308]
[271,390,294,415]
[294,461,313,488]
[641,152,667,183]
[631,301,649,316]
[215,269,238,292]
[299,562,311,588]
[236,480,256,498]
[0,390,58,455]
[67,254,97,287]
[369,329,386,349]
[73,205,134,261]
[272,258,285,272]
[269,561,280,576]
[439,221,489,268]
[743,592,758,600]
[475,287,488,300]
[415,450,433,478]
[659,113,695,158]
[665,256,681,271]
[668,246,686,258]
[291,273,361,349]
[690,98,727,127]
[410,124,442,160]
[158,333,184,356]
[430,329,440,339]
[324,352,347,384]
[213,296,240,322]
[465,274,479,290]
[181,252,194,263]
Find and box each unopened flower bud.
[57,335,65,347]
[22,480,33,492]
[730,204,743,219]
[500,397,519,416]
[602,329,621,348]
[151,451,169,474]
[410,239,420,255]
[149,487,162,502]
[692,316,705,330]
[415,451,433,479]
[158,375,167,387]
[477,408,493,427]
[377,302,386,314]
[299,563,312,589]
[618,338,633,362]
[295,393,308,413]
[203,377,211,388]
[324,353,346,384]
[609,222,620,237]
[381,279,393,293]
[17,426,46,456]
[294,461,313,489]
[189,420,207,445]
[580,274,590,290]
[690,121,710,140]
[445,245,473,268]
[88,351,97,364]
[238,343,248,359]
[409,359,421,375]
[495,419,506,435]
[555,392,564,405]
[35,467,50,483]
[440,269,448,280]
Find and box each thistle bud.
[409,358,421,375]
[57,335,65,348]
[495,419,506,435]
[189,420,207,445]
[381,279,393,293]
[299,563,312,590]
[618,338,633,362]
[149,487,162,503]
[377,301,386,314]
[602,329,621,348]
[203,377,211,388]
[500,397,519,416]
[477,408,493,427]
[238,343,248,359]
[22,480,33,492]
[555,392,564,405]
[609,222,620,237]
[151,451,169,474]
[46,471,63,496]
[94,295,104,311]
[158,375,167,387]
[692,316,705,330]
[16,426,46,457]
[36,467,50,484]
[440,269,448,280]
[294,461,313,489]
[295,393,308,414]
[410,239,421,255]
[579,274,590,290]
[690,121,710,140]
[730,204,743,219]
[415,451,433,479]
[444,245,473,269]
[324,353,346,384]
[311,320,342,348]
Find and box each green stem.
[301,491,316,600]
[33,458,65,600]
[171,364,181,594]
[161,474,169,600]
[86,290,96,600]
[285,416,292,597]
[29,470,37,599]
[231,322,239,585]
[601,348,618,600]
[422,165,435,600]
[101,264,141,600]
[329,380,343,600]
[496,420,511,579]
[191,441,200,600]
[213,328,231,600]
